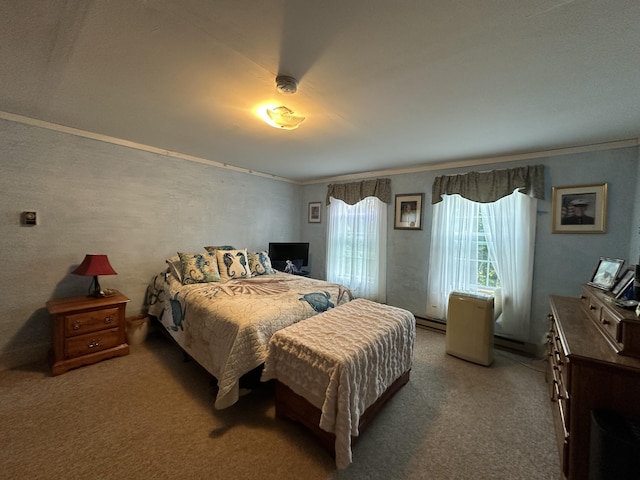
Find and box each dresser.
[47,291,130,375]
[547,285,640,479]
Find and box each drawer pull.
[590,305,596,311]
[602,318,610,325]
[554,351,563,365]
[72,322,81,330]
[103,315,113,324]
[88,339,100,348]
[554,381,564,400]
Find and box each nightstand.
[47,291,130,375]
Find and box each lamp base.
[87,276,115,298]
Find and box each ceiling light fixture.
[261,75,306,130]
[275,75,298,94]
[264,105,305,130]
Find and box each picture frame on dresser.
[551,183,607,233]
[588,257,624,291]
[611,268,635,299]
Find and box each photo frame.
[308,202,321,223]
[588,257,625,291]
[551,183,607,233]
[611,268,635,299]
[394,193,424,230]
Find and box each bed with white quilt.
[145,247,353,409]
[261,298,416,469]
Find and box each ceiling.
[1,1,639,183]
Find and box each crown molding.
[0,111,296,184]
[2,110,637,187]
[300,138,640,185]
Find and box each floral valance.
[326,178,391,205]
[432,165,545,204]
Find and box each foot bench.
[261,298,416,468]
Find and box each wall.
[629,148,640,262]
[2,115,637,368]
[0,119,301,369]
[301,146,639,348]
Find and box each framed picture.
[588,257,625,291]
[551,183,607,233]
[394,193,424,230]
[611,268,635,299]
[308,202,321,223]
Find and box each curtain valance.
[431,165,545,204]
[326,178,391,206]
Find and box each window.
[473,212,501,292]
[426,192,536,340]
[326,196,387,302]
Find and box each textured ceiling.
[1,0,639,182]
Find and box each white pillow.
[166,256,183,283]
[216,249,251,281]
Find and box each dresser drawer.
[581,288,602,323]
[599,305,622,345]
[65,328,120,358]
[64,307,120,336]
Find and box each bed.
[261,298,416,468]
[145,248,353,409]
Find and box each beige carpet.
[0,327,559,479]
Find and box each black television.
[268,242,309,271]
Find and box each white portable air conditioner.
[445,291,495,366]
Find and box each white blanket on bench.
[261,298,416,468]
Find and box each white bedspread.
[146,270,353,409]
[261,298,416,469]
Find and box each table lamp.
[72,254,117,297]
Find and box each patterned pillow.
[204,245,236,253]
[177,251,221,284]
[247,251,275,276]
[216,249,251,281]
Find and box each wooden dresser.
[47,291,130,375]
[547,285,640,479]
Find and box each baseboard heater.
[415,315,542,358]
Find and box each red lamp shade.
[72,254,117,297]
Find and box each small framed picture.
[394,193,424,230]
[588,257,625,291]
[308,202,321,223]
[611,268,635,299]
[551,183,607,233]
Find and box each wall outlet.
[22,211,37,225]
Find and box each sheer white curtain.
[426,194,480,320]
[481,191,537,340]
[326,196,387,302]
[426,191,537,340]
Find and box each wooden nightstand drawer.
[47,291,130,375]
[64,307,120,336]
[65,328,120,358]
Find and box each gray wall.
[0,119,301,369]
[2,115,638,368]
[301,146,639,347]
